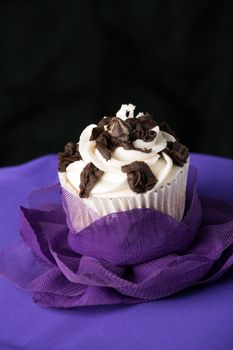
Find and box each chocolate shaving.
[91,119,153,160]
[143,130,157,142]
[90,126,104,141]
[111,134,129,144]
[165,141,189,166]
[130,129,157,142]
[97,116,114,128]
[96,142,112,160]
[122,161,157,194]
[79,163,104,198]
[125,117,139,129]
[64,142,77,155]
[107,117,131,137]
[94,131,112,160]
[130,128,143,141]
[127,113,157,142]
[137,113,157,129]
[159,122,177,139]
[58,142,82,172]
[88,111,185,163]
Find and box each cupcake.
[58,104,189,229]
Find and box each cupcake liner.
[83,163,188,219]
[59,162,189,231]
[61,187,100,233]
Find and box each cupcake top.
[58,104,189,198]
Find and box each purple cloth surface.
[0,153,233,349]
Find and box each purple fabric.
[0,153,233,349]
[1,162,233,309]
[64,168,202,265]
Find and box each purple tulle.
[0,166,233,308]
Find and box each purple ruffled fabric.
[0,166,233,308]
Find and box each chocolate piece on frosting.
[89,126,104,141]
[126,118,147,134]
[110,136,152,153]
[64,142,77,155]
[143,129,157,142]
[97,116,114,128]
[159,122,177,139]
[122,161,157,194]
[90,118,153,160]
[95,131,112,160]
[130,128,144,141]
[130,129,157,142]
[58,142,82,172]
[79,163,104,198]
[96,142,112,161]
[137,113,157,129]
[126,113,157,143]
[165,141,189,166]
[107,117,131,137]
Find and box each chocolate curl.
[90,117,152,160]
[97,116,114,128]
[127,114,157,142]
[107,117,131,137]
[58,142,82,172]
[131,129,157,142]
[89,126,104,141]
[95,132,112,161]
[160,121,177,139]
[137,113,157,129]
[166,141,189,166]
[122,161,157,194]
[79,163,104,198]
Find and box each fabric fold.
[0,166,233,308]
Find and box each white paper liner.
[59,161,189,221]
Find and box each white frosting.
[63,104,184,198]
[116,104,136,120]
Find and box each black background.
[1,1,233,166]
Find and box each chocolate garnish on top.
[58,142,82,172]
[89,126,104,141]
[58,108,189,199]
[97,116,114,128]
[130,129,157,142]
[159,121,178,140]
[93,131,113,161]
[164,141,189,166]
[127,113,157,142]
[79,163,104,198]
[122,161,157,194]
[90,114,158,160]
[90,120,132,160]
[137,113,157,129]
[107,117,131,137]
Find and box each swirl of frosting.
[65,104,187,198]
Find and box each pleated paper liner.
[59,162,189,232]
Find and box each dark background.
[1,1,233,167]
